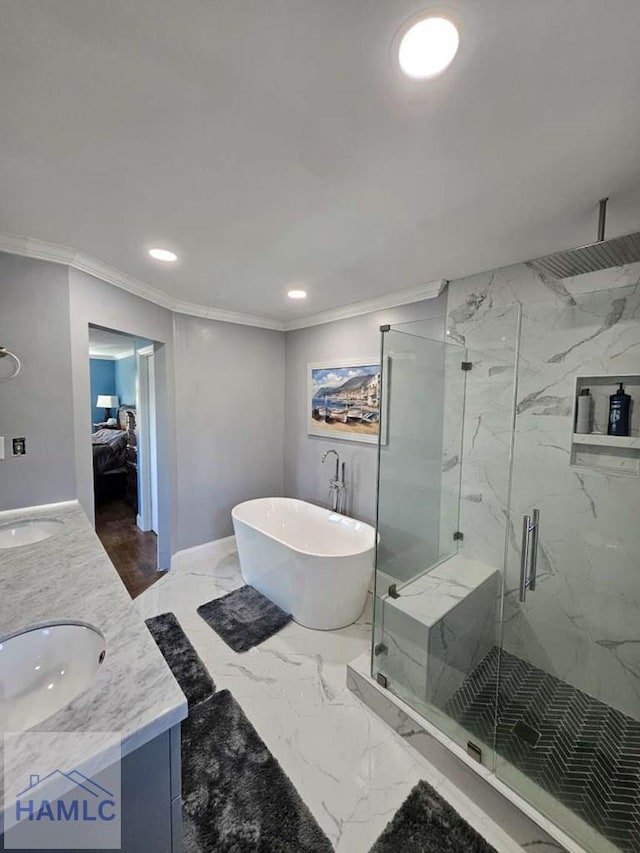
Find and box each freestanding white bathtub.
[231,497,376,630]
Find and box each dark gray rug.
[145,612,215,708]
[182,688,332,853]
[369,780,497,853]
[197,585,292,652]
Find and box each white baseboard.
[136,513,151,532]
[170,535,237,571]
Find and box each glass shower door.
[494,287,640,853]
[372,325,504,764]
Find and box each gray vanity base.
[1,725,182,853]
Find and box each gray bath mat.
[182,688,332,853]
[197,585,292,652]
[145,612,215,707]
[369,780,497,852]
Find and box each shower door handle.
[519,509,540,602]
[529,509,539,591]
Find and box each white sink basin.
[0,622,106,731]
[0,519,63,549]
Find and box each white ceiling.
[2,1,640,325]
[88,327,135,360]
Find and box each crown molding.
[0,232,447,333]
[168,295,284,330]
[281,279,448,331]
[0,232,285,331]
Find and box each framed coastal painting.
[307,358,386,445]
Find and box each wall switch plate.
[12,437,26,456]
[0,437,4,460]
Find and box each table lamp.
[97,395,119,421]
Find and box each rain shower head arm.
[597,197,608,243]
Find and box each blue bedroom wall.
[115,355,137,406]
[90,358,116,424]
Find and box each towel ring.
[0,347,21,382]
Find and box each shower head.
[529,198,640,279]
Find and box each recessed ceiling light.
[149,248,178,262]
[398,16,459,79]
[287,289,307,300]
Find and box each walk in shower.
[371,277,640,853]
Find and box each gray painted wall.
[68,268,177,566]
[0,253,285,558]
[0,249,445,559]
[283,296,447,525]
[173,314,285,550]
[0,255,76,510]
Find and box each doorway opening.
[88,325,165,597]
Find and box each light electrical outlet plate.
[12,437,26,456]
[0,437,4,460]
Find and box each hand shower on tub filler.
[321,449,346,514]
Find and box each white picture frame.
[307,358,386,445]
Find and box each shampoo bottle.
[575,388,593,434]
[608,383,631,437]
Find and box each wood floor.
[95,499,166,598]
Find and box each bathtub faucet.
[321,449,346,514]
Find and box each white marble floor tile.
[135,550,548,852]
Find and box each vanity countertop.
[0,500,187,809]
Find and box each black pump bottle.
[608,383,631,437]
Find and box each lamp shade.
[96,395,119,408]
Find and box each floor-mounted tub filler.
[232,497,375,630]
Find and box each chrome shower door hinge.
[374,643,388,657]
[376,673,388,689]
[461,361,473,371]
[453,531,464,541]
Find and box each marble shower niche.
[571,373,640,474]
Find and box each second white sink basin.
[0,622,106,731]
[0,519,63,549]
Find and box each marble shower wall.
[439,302,520,566]
[445,260,640,721]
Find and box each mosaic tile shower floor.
[445,648,640,852]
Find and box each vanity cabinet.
[117,724,183,853]
[0,725,183,853]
